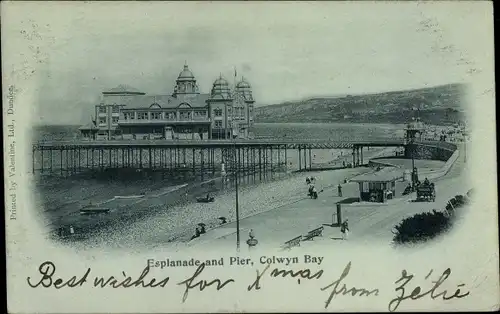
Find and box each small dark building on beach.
[78,123,99,140]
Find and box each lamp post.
[232,69,241,252]
[234,136,240,251]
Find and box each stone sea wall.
[404,142,457,161]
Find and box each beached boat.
[80,207,110,215]
[196,197,215,203]
[114,195,145,199]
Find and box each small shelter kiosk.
[79,123,99,140]
[351,168,405,203]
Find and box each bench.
[302,226,324,241]
[282,235,302,250]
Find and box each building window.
[214,120,223,128]
[151,112,162,120]
[112,105,120,113]
[165,112,176,120]
[99,117,106,125]
[112,117,119,124]
[99,106,107,113]
[180,111,192,120]
[123,112,134,120]
[137,112,148,120]
[214,109,223,117]
[195,110,206,117]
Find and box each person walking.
[341,219,349,240]
[338,184,343,197]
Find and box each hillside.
[254,83,467,125]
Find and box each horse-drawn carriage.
[416,181,436,202]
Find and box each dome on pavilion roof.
[209,75,232,100]
[177,64,195,81]
[236,78,251,89]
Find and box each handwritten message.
[26,257,470,312]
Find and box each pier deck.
[32,138,455,177]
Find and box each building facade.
[80,64,255,140]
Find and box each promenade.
[188,145,467,251]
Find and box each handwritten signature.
[388,268,470,312]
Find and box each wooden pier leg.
[304,146,307,171]
[278,146,281,176]
[139,148,143,169]
[41,148,44,173]
[264,147,268,179]
[357,147,360,166]
[284,146,288,172]
[258,147,261,180]
[66,148,70,176]
[237,147,241,183]
[148,147,152,170]
[192,148,195,176]
[246,147,249,178]
[207,148,210,176]
[167,148,171,171]
[32,147,36,174]
[253,147,256,180]
[159,148,163,169]
[298,147,302,171]
[309,148,312,170]
[270,146,273,178]
[352,148,355,167]
[201,148,204,179]
[173,148,177,168]
[59,149,63,176]
[50,149,53,172]
[240,147,244,178]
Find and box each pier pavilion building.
[79,64,255,140]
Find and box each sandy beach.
[66,147,395,251]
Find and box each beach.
[33,123,407,249]
[59,146,394,251]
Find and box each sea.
[32,122,406,246]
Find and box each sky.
[2,2,492,125]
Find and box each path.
[189,145,468,250]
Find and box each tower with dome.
[80,63,255,140]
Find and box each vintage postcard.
[3,1,499,313]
